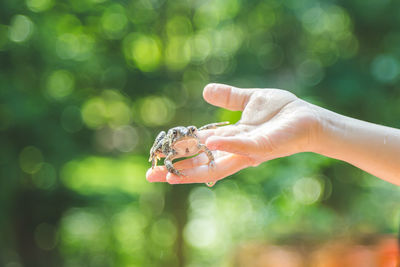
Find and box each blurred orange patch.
[231,236,399,267]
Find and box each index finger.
[146,153,212,182]
[166,154,251,184]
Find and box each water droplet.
[205,181,215,187]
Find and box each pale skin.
[146,83,400,186]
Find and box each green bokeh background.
[0,0,399,266]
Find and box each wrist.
[307,104,344,156]
[295,100,400,184]
[311,105,357,162]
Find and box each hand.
[146,83,321,185]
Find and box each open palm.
[146,83,320,185]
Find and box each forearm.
[312,106,400,185]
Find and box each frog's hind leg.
[198,121,229,130]
[198,144,217,187]
[197,143,215,168]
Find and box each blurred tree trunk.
[169,185,190,267]
[13,187,73,267]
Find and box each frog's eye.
[172,129,178,135]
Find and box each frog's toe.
[170,168,185,177]
[178,170,188,177]
[209,160,216,169]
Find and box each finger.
[166,154,250,184]
[146,153,211,182]
[203,83,255,111]
[174,153,209,169]
[146,166,168,182]
[197,129,217,143]
[205,135,260,157]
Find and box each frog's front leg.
[149,131,166,168]
[151,157,157,169]
[165,150,183,176]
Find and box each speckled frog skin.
[149,122,229,176]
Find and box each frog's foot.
[170,167,185,177]
[199,121,229,131]
[208,159,216,170]
[166,163,184,177]
[173,169,185,177]
[164,151,184,176]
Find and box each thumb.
[206,135,260,157]
[203,83,255,111]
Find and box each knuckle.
[249,91,269,107]
[251,90,267,100]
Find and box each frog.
[149,121,229,186]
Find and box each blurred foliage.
[0,0,400,266]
